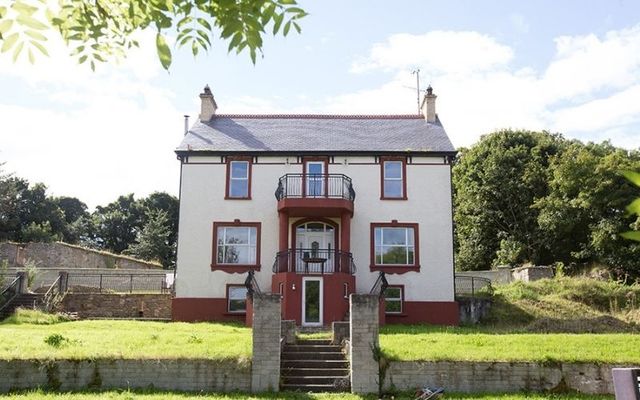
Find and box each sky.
[1,0,640,209]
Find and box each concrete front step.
[282,375,350,385]
[284,344,342,352]
[295,339,332,345]
[281,383,348,393]
[281,359,349,369]
[281,351,346,361]
[281,367,350,377]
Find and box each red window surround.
[370,221,420,274]
[379,156,408,200]
[226,284,248,314]
[211,220,261,273]
[384,284,405,315]
[225,156,252,200]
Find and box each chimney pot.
[421,86,437,123]
[199,84,218,122]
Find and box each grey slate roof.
[176,114,456,154]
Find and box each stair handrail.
[244,270,262,300]
[42,275,66,313]
[0,276,21,314]
[368,271,389,299]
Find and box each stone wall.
[458,297,492,324]
[251,294,281,392]
[0,359,249,392]
[511,265,554,282]
[0,242,161,271]
[384,361,632,394]
[456,267,513,285]
[349,294,380,394]
[58,293,172,319]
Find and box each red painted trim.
[384,301,459,326]
[211,221,261,273]
[225,283,247,314]
[380,156,408,200]
[340,212,351,252]
[278,212,288,252]
[384,284,405,315]
[277,198,354,217]
[370,221,420,274]
[172,298,245,322]
[224,156,252,200]
[291,217,340,252]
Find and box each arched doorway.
[292,219,339,273]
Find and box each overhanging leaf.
[621,230,640,242]
[627,198,640,216]
[155,32,171,70]
[1,32,19,52]
[622,170,640,187]
[0,19,13,34]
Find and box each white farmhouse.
[173,85,458,326]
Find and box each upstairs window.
[226,158,251,199]
[370,222,420,273]
[381,158,406,199]
[212,221,261,272]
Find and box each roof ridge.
[213,114,424,120]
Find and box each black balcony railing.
[272,248,356,274]
[275,174,355,201]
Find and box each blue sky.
[1,0,639,208]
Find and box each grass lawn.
[380,324,640,364]
[0,311,251,361]
[0,391,613,400]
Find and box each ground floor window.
[384,286,403,314]
[227,285,248,313]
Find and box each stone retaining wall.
[0,242,161,270]
[384,361,631,394]
[0,359,249,392]
[58,293,172,319]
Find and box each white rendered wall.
[175,155,454,302]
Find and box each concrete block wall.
[0,359,249,392]
[251,294,281,392]
[384,361,631,394]
[349,294,379,394]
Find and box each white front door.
[305,161,325,197]
[302,277,323,326]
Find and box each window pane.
[382,246,408,264]
[407,228,415,245]
[385,299,401,313]
[224,227,249,244]
[375,228,382,245]
[384,161,402,179]
[382,228,407,245]
[229,180,248,197]
[383,180,402,197]
[307,223,324,232]
[385,287,401,299]
[408,249,414,264]
[375,247,382,264]
[229,299,246,312]
[231,161,248,178]
[229,287,248,300]
[307,163,323,174]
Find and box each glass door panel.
[306,162,324,197]
[303,277,322,326]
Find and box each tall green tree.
[453,130,565,270]
[92,194,144,253]
[0,0,307,70]
[125,209,173,268]
[621,170,640,242]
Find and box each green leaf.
[283,20,291,36]
[0,19,13,34]
[191,40,198,56]
[155,32,171,70]
[292,21,301,34]
[12,1,38,16]
[249,47,256,64]
[197,17,211,31]
[1,32,19,53]
[228,32,243,52]
[279,0,297,4]
[30,39,48,56]
[626,198,640,216]
[285,7,305,13]
[622,170,640,187]
[621,230,640,242]
[27,47,34,63]
[78,54,88,64]
[12,41,24,62]
[16,15,48,30]
[272,13,283,34]
[24,29,47,41]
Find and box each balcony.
[272,248,356,274]
[274,174,355,217]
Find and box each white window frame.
[384,286,403,314]
[374,227,415,266]
[383,160,404,198]
[228,160,249,198]
[227,286,248,313]
[217,226,257,265]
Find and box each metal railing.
[455,276,493,298]
[244,270,262,300]
[0,276,21,314]
[369,271,389,299]
[42,275,65,312]
[272,248,356,274]
[66,273,170,294]
[274,174,356,201]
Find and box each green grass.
[0,317,251,362]
[380,324,640,363]
[0,390,613,400]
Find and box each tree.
[452,130,565,270]
[125,209,172,267]
[92,194,144,253]
[52,196,91,243]
[140,191,179,267]
[0,163,20,241]
[0,0,307,70]
[621,170,640,242]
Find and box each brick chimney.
[199,84,218,122]
[420,85,437,123]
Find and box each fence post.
[58,271,68,293]
[130,274,133,293]
[471,278,475,298]
[99,274,103,293]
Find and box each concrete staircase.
[280,338,350,392]
[0,293,44,320]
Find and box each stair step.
[281,360,349,369]
[283,345,342,352]
[282,376,349,385]
[282,352,346,361]
[296,338,332,345]
[281,383,349,393]
[281,368,350,377]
